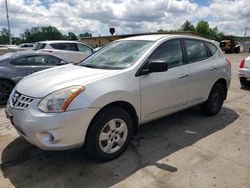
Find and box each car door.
[184,39,217,104]
[26,55,60,74]
[140,39,190,122]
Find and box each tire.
[234,46,240,53]
[0,80,14,105]
[240,78,249,86]
[85,107,133,161]
[201,83,225,116]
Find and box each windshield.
[79,40,153,69]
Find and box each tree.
[180,20,195,31]
[195,20,210,35]
[67,32,78,40]
[0,28,10,44]
[157,29,168,33]
[20,26,64,42]
[78,32,92,38]
[12,37,23,45]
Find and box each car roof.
[118,34,172,41]
[37,40,83,44]
[118,34,211,42]
[3,50,64,60]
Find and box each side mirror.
[148,60,168,73]
[137,60,168,76]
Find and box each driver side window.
[149,40,183,69]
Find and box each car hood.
[16,64,118,97]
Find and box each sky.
[0,0,249,37]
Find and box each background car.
[33,40,93,63]
[18,43,34,50]
[0,51,68,104]
[239,56,250,85]
[6,43,34,52]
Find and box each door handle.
[179,74,189,79]
[210,67,217,71]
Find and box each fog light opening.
[44,132,55,143]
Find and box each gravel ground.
[0,53,250,188]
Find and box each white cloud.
[0,0,249,37]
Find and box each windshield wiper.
[81,64,98,68]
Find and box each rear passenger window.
[26,56,47,65]
[185,40,208,63]
[50,43,78,51]
[149,40,183,69]
[206,42,217,56]
[10,57,29,65]
[43,56,62,65]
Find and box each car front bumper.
[5,99,100,151]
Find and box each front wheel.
[85,107,133,161]
[201,83,225,116]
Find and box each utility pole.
[242,27,248,52]
[5,0,12,45]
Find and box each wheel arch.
[213,78,228,100]
[0,78,15,86]
[87,101,139,136]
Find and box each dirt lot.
[1,53,250,188]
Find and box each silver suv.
[33,40,93,63]
[6,35,231,161]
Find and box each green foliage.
[20,26,64,42]
[0,26,93,44]
[195,20,210,35]
[78,32,92,38]
[64,32,78,40]
[0,28,10,44]
[157,29,178,33]
[180,20,195,32]
[157,20,227,41]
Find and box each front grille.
[10,91,34,110]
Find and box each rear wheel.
[201,83,225,116]
[0,80,14,105]
[85,107,133,161]
[240,78,249,86]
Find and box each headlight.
[38,86,84,112]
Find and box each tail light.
[239,59,245,68]
[226,59,231,68]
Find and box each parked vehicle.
[0,45,8,49]
[18,43,34,50]
[0,51,68,104]
[33,41,93,63]
[5,35,231,161]
[239,56,250,85]
[220,39,240,53]
[6,43,34,52]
